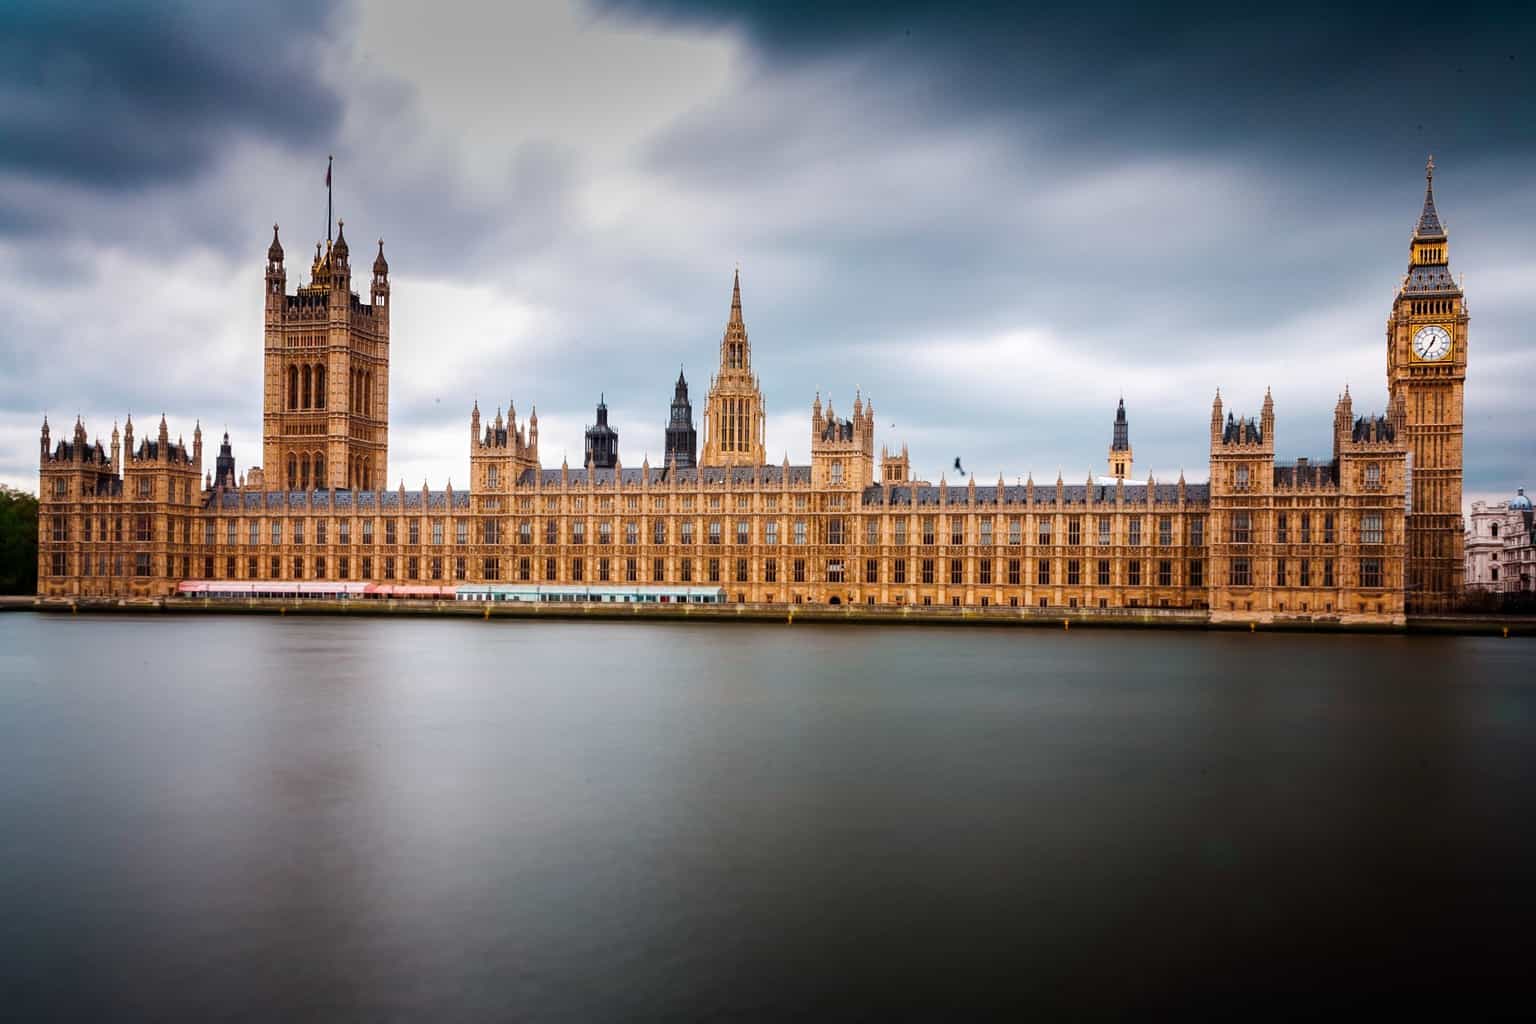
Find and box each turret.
[215,432,237,489]
[331,220,350,288]
[584,394,618,470]
[371,238,389,310]
[265,224,286,307]
[1260,387,1275,441]
[1332,386,1354,459]
[1108,397,1132,480]
[39,415,49,464]
[1210,389,1223,445]
[110,420,120,471]
[664,367,698,470]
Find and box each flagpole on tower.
[326,155,333,243]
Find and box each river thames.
[1,613,1533,1017]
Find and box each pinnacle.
[729,266,743,325]
[1415,154,1445,238]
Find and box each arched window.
[288,365,299,410]
[364,372,372,416]
[302,365,312,409]
[300,454,310,490]
[313,452,326,488]
[287,454,298,489]
[315,365,326,409]
[363,457,372,491]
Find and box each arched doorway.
[828,595,842,606]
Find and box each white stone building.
[1465,489,1535,594]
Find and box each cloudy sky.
[3,0,1532,506]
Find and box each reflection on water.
[1,614,1533,1016]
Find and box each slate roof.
[1401,264,1459,295]
[1273,462,1340,487]
[1221,415,1263,445]
[1416,179,1445,238]
[522,464,815,487]
[861,483,1209,506]
[50,440,113,466]
[1351,414,1396,443]
[214,488,470,511]
[134,440,193,464]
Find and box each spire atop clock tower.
[1415,155,1444,239]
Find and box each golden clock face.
[1412,324,1452,361]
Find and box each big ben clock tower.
[1386,156,1467,611]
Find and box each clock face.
[1412,324,1452,361]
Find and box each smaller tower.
[1108,397,1133,480]
[585,395,619,470]
[810,391,875,489]
[880,443,910,484]
[664,368,697,471]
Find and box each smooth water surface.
[2,614,1533,1017]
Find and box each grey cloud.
[3,1,1531,500]
[0,0,344,192]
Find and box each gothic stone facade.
[36,164,1465,625]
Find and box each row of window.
[49,510,1390,555]
[51,477,198,502]
[1229,464,1384,490]
[1227,512,1383,545]
[162,514,1213,549]
[1226,557,1383,589]
[59,550,1377,593]
[160,554,1211,590]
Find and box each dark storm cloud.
[607,0,1533,349]
[584,0,1534,490]
[0,0,344,191]
[599,0,1536,160]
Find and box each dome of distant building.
[1511,487,1532,510]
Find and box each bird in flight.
[954,457,965,476]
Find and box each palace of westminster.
[35,161,1472,621]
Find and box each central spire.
[701,264,766,466]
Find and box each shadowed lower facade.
[34,163,1467,623]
